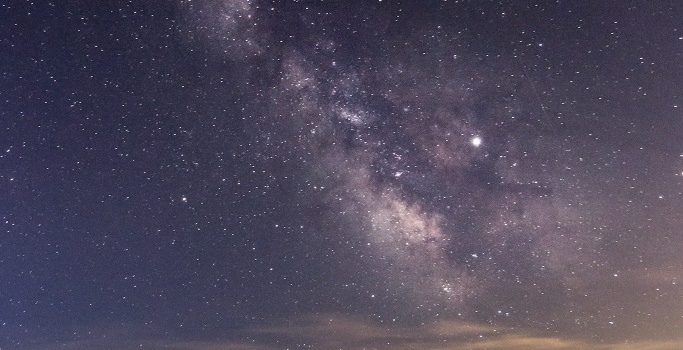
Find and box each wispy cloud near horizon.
[24,313,683,350]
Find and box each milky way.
[248,11,605,324]
[1,1,682,349]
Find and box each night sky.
[1,1,682,349]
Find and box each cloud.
[22,313,683,350]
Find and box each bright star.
[471,136,482,147]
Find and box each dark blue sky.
[1,1,682,349]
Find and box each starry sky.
[1,1,682,349]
